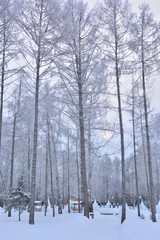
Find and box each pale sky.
[130,0,160,20]
[85,0,160,21]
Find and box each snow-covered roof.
[34,201,42,204]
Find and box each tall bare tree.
[99,0,133,223]
[0,0,20,188]
[8,81,22,217]
[19,0,62,224]
[131,83,140,217]
[131,3,160,222]
[56,0,99,218]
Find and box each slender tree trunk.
[44,134,48,217]
[67,134,70,213]
[132,89,140,217]
[54,145,61,212]
[50,128,61,211]
[76,141,81,213]
[141,41,156,222]
[154,154,160,202]
[0,27,6,190]
[19,211,21,222]
[29,47,40,225]
[115,39,126,224]
[0,23,6,158]
[0,49,5,149]
[47,119,55,217]
[55,153,61,209]
[106,158,109,202]
[27,121,31,193]
[62,153,65,209]
[8,114,16,217]
[77,54,89,217]
[8,82,21,217]
[140,106,151,206]
[88,118,92,204]
[78,99,89,217]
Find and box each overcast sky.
[85,0,160,21]
[130,0,160,20]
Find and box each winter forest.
[0,0,160,234]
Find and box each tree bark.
[141,36,156,222]
[47,118,55,217]
[0,20,6,190]
[29,46,40,225]
[67,134,70,213]
[140,106,151,206]
[76,38,89,217]
[0,15,6,155]
[76,140,81,213]
[154,154,160,201]
[50,127,61,212]
[115,37,126,224]
[27,118,31,193]
[78,80,89,218]
[62,153,65,209]
[19,211,21,222]
[88,118,92,204]
[44,133,48,216]
[8,82,21,217]
[132,88,140,217]
[8,114,16,218]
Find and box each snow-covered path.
[1,208,160,240]
[88,212,120,240]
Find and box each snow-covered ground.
[0,207,160,240]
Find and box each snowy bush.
[4,177,30,221]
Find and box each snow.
[34,201,42,204]
[1,207,160,240]
[156,201,160,214]
[93,200,100,212]
[140,200,147,211]
[106,200,111,208]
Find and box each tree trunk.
[140,106,151,206]
[54,149,61,212]
[132,88,140,217]
[44,134,48,216]
[77,50,89,217]
[88,118,92,204]
[8,82,21,217]
[8,114,16,218]
[0,22,6,161]
[55,149,61,211]
[29,47,40,225]
[115,39,126,224]
[106,157,109,202]
[50,128,61,212]
[142,42,156,222]
[67,134,70,213]
[0,16,7,195]
[27,120,31,193]
[62,153,65,209]
[19,211,21,222]
[154,154,160,201]
[47,119,55,217]
[76,141,81,213]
